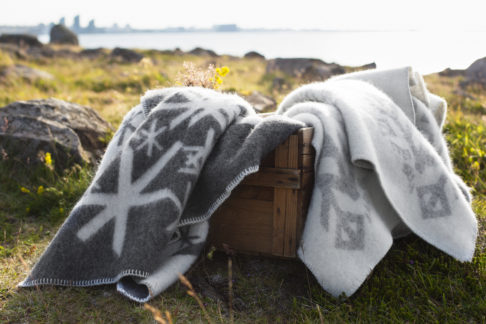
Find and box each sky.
[1,0,486,31]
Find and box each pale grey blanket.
[20,87,303,302]
[278,67,477,297]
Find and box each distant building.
[87,19,96,33]
[212,24,239,32]
[72,15,81,33]
[59,17,66,26]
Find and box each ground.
[0,46,485,323]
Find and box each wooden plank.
[283,188,299,257]
[241,168,301,189]
[209,198,274,254]
[287,134,299,169]
[300,154,315,170]
[260,152,275,167]
[230,184,274,201]
[298,128,314,155]
[301,170,314,189]
[272,139,290,256]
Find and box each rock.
[464,57,486,85]
[0,34,43,48]
[301,65,333,81]
[49,24,79,45]
[0,44,28,60]
[80,48,107,59]
[188,47,218,57]
[244,51,265,59]
[439,68,465,77]
[266,58,344,79]
[358,62,377,70]
[0,98,113,168]
[0,64,54,82]
[110,47,143,63]
[271,77,286,91]
[244,91,276,112]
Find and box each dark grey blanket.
[20,87,303,302]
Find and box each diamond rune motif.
[417,175,451,219]
[178,128,215,175]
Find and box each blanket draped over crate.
[277,67,477,297]
[20,67,477,301]
[19,87,304,302]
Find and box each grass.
[0,45,485,323]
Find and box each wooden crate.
[208,127,315,258]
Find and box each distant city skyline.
[1,0,486,32]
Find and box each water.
[40,31,486,74]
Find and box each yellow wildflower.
[26,207,30,213]
[45,152,52,167]
[20,187,30,194]
[216,76,223,84]
[215,67,222,75]
[220,66,229,76]
[59,207,64,214]
[37,185,44,195]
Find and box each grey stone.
[244,91,276,112]
[0,34,43,48]
[49,24,79,45]
[188,47,218,57]
[301,65,333,81]
[439,67,465,77]
[110,47,143,63]
[0,64,54,83]
[80,48,107,59]
[266,58,345,79]
[0,98,113,167]
[244,51,265,59]
[464,57,486,85]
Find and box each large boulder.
[464,57,486,85]
[439,68,465,77]
[244,91,276,112]
[244,51,265,59]
[110,47,143,63]
[0,98,113,168]
[80,48,108,59]
[188,47,218,57]
[49,24,79,45]
[266,58,344,80]
[0,34,43,48]
[0,64,54,83]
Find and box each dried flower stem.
[178,273,214,324]
[144,303,172,324]
[228,257,234,324]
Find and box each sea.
[39,30,486,74]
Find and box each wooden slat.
[241,168,301,189]
[260,151,275,167]
[298,128,314,155]
[230,184,274,201]
[209,198,274,254]
[288,134,299,169]
[300,154,315,170]
[272,138,290,256]
[283,188,299,257]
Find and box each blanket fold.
[278,67,477,297]
[20,67,477,301]
[19,87,303,302]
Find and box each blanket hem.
[18,269,149,288]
